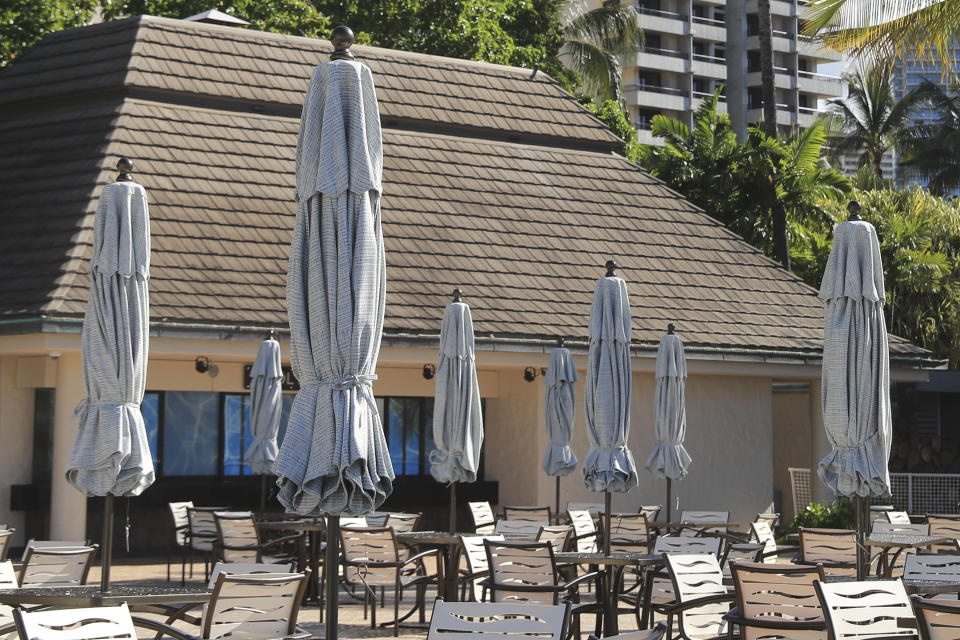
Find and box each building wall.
[0,356,38,545]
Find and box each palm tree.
[822,65,924,179]
[898,82,960,196]
[560,2,643,107]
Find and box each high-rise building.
[596,0,843,144]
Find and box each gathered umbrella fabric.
[645,333,692,480]
[430,301,484,484]
[245,338,283,475]
[582,276,638,493]
[542,347,578,476]
[274,58,394,516]
[818,219,891,498]
[66,180,154,497]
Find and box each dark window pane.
[388,398,421,476]
[278,394,295,446]
[163,391,218,476]
[422,398,436,475]
[142,392,160,471]
[224,394,250,476]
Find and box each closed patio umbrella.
[543,339,578,517]
[273,27,393,640]
[645,324,692,522]
[246,332,283,511]
[583,260,638,554]
[818,202,892,579]
[65,158,153,592]
[430,288,484,532]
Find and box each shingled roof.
[0,15,931,362]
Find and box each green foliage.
[1,0,98,66]
[781,498,855,536]
[103,0,331,37]
[898,81,960,197]
[588,99,641,163]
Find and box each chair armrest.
[561,571,602,591]
[722,610,825,631]
[402,548,441,568]
[259,533,306,548]
[659,593,734,614]
[762,545,799,558]
[588,622,667,640]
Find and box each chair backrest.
[639,505,662,522]
[20,546,97,587]
[606,513,653,553]
[903,553,960,582]
[365,512,389,527]
[800,529,856,574]
[0,529,12,562]
[427,599,569,640]
[720,543,763,576]
[188,508,220,552]
[789,468,812,519]
[484,539,558,605]
[914,596,960,640]
[654,535,722,557]
[750,522,778,563]
[665,554,727,640]
[169,501,194,547]
[339,516,368,528]
[0,560,16,587]
[469,502,496,535]
[340,527,399,586]
[494,519,545,540]
[926,515,960,554]
[207,561,297,589]
[729,562,824,640]
[503,506,551,522]
[537,526,572,553]
[567,503,603,519]
[886,511,912,524]
[14,603,137,640]
[214,511,260,562]
[21,540,86,562]
[755,513,780,529]
[872,521,930,536]
[567,509,598,554]
[814,579,916,640]
[680,510,729,534]
[460,535,504,602]
[385,512,421,533]
[203,571,308,640]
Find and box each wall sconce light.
[523,366,538,382]
[422,364,436,380]
[195,356,211,373]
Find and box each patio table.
[866,533,951,577]
[256,518,321,602]
[395,531,462,603]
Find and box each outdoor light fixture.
[195,356,211,373]
[422,364,436,380]
[524,366,538,382]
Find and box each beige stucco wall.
[772,386,814,520]
[0,356,37,545]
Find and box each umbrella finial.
[557,336,565,348]
[667,323,675,335]
[116,158,133,182]
[330,26,355,60]
[847,200,862,221]
[605,260,617,277]
[452,288,463,302]
[266,328,277,341]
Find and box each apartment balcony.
[797,106,821,128]
[747,68,797,90]
[635,47,689,73]
[692,91,728,113]
[747,105,801,126]
[692,53,726,79]
[746,0,797,17]
[797,35,843,61]
[636,8,688,36]
[690,15,726,41]
[747,33,798,54]
[636,126,661,146]
[797,69,844,98]
[625,83,688,111]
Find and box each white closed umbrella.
[543,341,578,516]
[273,28,392,640]
[645,325,692,522]
[430,289,483,531]
[583,261,638,553]
[818,204,892,578]
[65,159,153,592]
[246,334,282,510]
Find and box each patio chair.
[633,536,724,626]
[873,522,930,535]
[0,561,15,587]
[366,513,389,527]
[903,553,960,596]
[718,543,764,578]
[14,603,139,640]
[20,540,86,562]
[538,525,573,553]
[339,526,438,636]
[168,501,193,583]
[202,571,310,640]
[0,529,11,563]
[679,511,729,536]
[640,506,662,523]
[755,513,780,529]
[427,598,570,640]
[872,522,931,576]
[725,561,826,640]
[914,596,960,640]
[653,536,722,557]
[797,528,857,577]
[814,579,917,640]
[504,505,552,522]
[605,513,655,554]
[885,511,912,524]
[587,624,668,640]
[187,507,221,580]
[494,519,545,540]
[568,503,604,521]
[926,515,960,554]
[385,513,421,533]
[19,545,97,587]
[654,553,732,640]
[750,521,799,563]
[469,501,496,535]
[459,534,504,602]
[568,509,599,554]
[213,511,304,565]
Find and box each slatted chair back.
[494,520,545,540]
[339,516,368,528]
[914,597,960,640]
[484,540,558,605]
[0,560,16,586]
[365,513,389,527]
[427,599,569,640]
[340,527,399,587]
[729,561,825,640]
[469,502,496,535]
[680,511,729,534]
[206,561,297,589]
[799,529,857,576]
[568,510,598,554]
[640,505,662,522]
[21,540,86,562]
[813,579,916,640]
[719,543,763,577]
[188,508,219,552]
[885,511,911,524]
[605,513,653,553]
[537,526,572,553]
[665,553,728,640]
[203,571,308,640]
[19,546,97,587]
[903,553,960,582]
[503,506,552,522]
[460,535,504,602]
[755,513,780,529]
[14,603,137,640]
[654,536,722,557]
[926,515,960,554]
[214,512,261,563]
[0,529,12,562]
[385,513,421,533]
[872,522,930,535]
[169,501,194,547]
[567,503,603,519]
[750,521,778,563]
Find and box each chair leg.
[393,578,400,637]
[370,587,377,630]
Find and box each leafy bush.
[781,497,855,537]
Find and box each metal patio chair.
[19,545,97,588]
[725,561,826,640]
[814,578,917,640]
[427,599,570,640]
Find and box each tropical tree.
[898,82,960,196]
[1,0,98,65]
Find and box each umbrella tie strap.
[73,399,140,417]
[308,374,377,390]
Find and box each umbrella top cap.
[847,200,862,221]
[330,26,355,60]
[667,323,675,335]
[452,288,463,302]
[116,158,133,182]
[605,260,617,277]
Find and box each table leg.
[443,545,460,602]
[604,565,621,637]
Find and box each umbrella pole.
[855,495,870,580]
[449,482,457,532]
[555,476,560,524]
[603,491,611,556]
[325,514,339,640]
[100,494,114,593]
[665,478,672,523]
